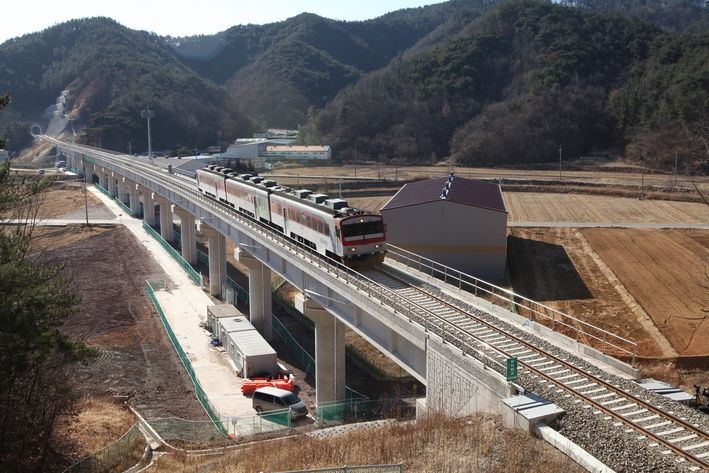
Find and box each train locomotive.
[196,165,386,266]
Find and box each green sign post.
[506,357,518,382]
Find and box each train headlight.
[375,244,381,249]
[350,247,356,252]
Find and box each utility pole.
[141,107,155,164]
[674,151,679,189]
[128,140,132,156]
[558,145,562,180]
[354,147,358,177]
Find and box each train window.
[342,219,384,237]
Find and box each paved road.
[2,218,117,226]
[509,221,709,230]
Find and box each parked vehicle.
[252,386,308,419]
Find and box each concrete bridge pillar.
[107,172,117,196]
[295,293,346,405]
[237,248,273,342]
[141,187,156,227]
[84,165,93,185]
[117,177,126,204]
[174,208,196,264]
[128,182,141,216]
[158,197,174,243]
[202,224,226,297]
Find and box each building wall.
[382,201,507,280]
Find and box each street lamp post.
[558,145,562,180]
[141,107,155,163]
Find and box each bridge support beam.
[140,187,156,227]
[295,293,346,405]
[174,208,196,264]
[128,182,141,216]
[158,197,174,243]
[237,248,272,342]
[202,224,226,297]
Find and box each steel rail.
[372,266,709,471]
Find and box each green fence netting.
[276,465,402,473]
[144,281,225,436]
[63,422,144,473]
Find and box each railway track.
[361,266,709,471]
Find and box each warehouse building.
[381,175,508,281]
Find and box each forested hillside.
[0,18,254,152]
[0,0,706,169]
[308,0,708,170]
[169,0,498,127]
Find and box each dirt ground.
[35,225,209,464]
[264,163,709,193]
[504,192,709,224]
[349,191,709,225]
[508,227,664,357]
[582,228,709,356]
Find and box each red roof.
[381,175,506,213]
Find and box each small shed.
[381,174,508,280]
[225,329,277,378]
[207,304,240,337]
[216,316,255,348]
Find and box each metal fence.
[144,280,295,440]
[386,244,638,364]
[276,464,402,473]
[314,398,414,426]
[63,422,144,473]
[144,280,225,435]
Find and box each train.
[196,165,386,266]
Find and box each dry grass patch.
[151,415,579,473]
[56,397,136,459]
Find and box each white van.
[252,387,308,419]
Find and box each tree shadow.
[508,236,592,301]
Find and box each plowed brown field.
[508,227,664,357]
[582,229,709,356]
[505,192,709,224]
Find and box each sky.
[1,0,447,43]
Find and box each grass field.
[150,415,580,473]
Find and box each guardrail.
[386,244,637,364]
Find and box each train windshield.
[342,219,384,238]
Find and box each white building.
[0,149,9,162]
[381,175,508,281]
[261,145,331,161]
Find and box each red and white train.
[196,165,386,266]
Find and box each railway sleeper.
[589,393,616,401]
[579,387,606,395]
[655,427,684,437]
[683,441,709,451]
[644,420,672,429]
[670,434,698,444]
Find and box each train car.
[224,175,274,224]
[270,189,386,265]
[196,165,229,202]
[196,167,386,266]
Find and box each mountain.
[0,18,254,153]
[308,0,708,170]
[0,0,706,170]
[168,1,499,127]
